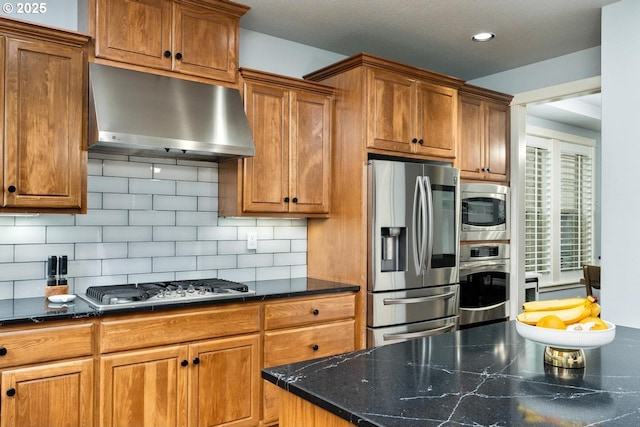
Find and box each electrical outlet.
[247,232,258,250]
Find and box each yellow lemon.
[536,315,567,330]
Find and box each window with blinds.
[526,131,595,286]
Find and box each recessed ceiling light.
[472,32,495,42]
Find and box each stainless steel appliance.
[460,183,510,241]
[459,243,509,327]
[367,159,460,347]
[76,278,255,311]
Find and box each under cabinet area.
[219,69,333,217]
[0,18,89,213]
[91,0,247,83]
[262,294,356,426]
[458,85,513,182]
[0,321,95,427]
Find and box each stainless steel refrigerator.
[367,159,460,346]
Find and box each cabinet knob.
[486,167,491,173]
[292,197,298,203]
[481,167,486,172]
[7,185,16,193]
[193,357,200,365]
[0,347,7,356]
[175,52,183,60]
[284,197,290,203]
[312,309,319,316]
[411,138,418,144]
[418,139,424,145]
[312,344,319,351]
[6,388,15,397]
[181,360,189,367]
[164,50,171,58]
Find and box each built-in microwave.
[460,183,510,241]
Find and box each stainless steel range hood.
[88,63,254,161]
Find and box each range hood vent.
[88,64,254,161]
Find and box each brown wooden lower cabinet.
[279,390,353,427]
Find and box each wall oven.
[459,243,509,327]
[460,183,510,241]
[367,159,460,347]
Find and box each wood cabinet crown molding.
[0,16,90,46]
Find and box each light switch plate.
[247,232,258,250]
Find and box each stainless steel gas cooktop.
[76,278,255,311]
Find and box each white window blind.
[526,130,595,286]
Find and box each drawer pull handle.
[383,290,457,305]
[181,360,189,367]
[312,309,319,315]
[193,357,200,365]
[312,344,319,351]
[6,388,15,397]
[0,347,7,356]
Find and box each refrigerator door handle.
[383,290,457,305]
[423,176,434,276]
[412,176,428,275]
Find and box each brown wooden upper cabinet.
[219,69,333,218]
[93,0,248,83]
[458,84,513,182]
[0,18,89,213]
[368,68,459,159]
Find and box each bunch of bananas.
[517,296,605,330]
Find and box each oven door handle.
[460,261,509,275]
[460,301,506,311]
[383,290,457,305]
[383,323,457,341]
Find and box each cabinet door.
[484,101,509,182]
[289,91,331,214]
[367,69,415,153]
[458,95,485,180]
[189,334,260,427]
[99,346,188,427]
[1,359,93,427]
[3,37,84,209]
[95,0,172,69]
[242,82,289,213]
[173,2,238,82]
[415,81,457,159]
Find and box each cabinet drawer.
[264,294,355,330]
[264,320,355,367]
[0,323,93,368]
[100,304,261,353]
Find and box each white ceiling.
[239,0,615,132]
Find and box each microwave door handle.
[382,323,457,342]
[423,176,434,276]
[412,176,427,275]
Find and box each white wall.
[601,0,640,328]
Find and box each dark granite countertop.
[262,320,640,426]
[0,278,359,326]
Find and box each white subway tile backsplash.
[104,194,153,210]
[154,195,197,211]
[129,242,175,258]
[104,160,153,178]
[176,241,217,256]
[129,178,175,195]
[153,164,198,181]
[89,176,129,193]
[153,256,196,272]
[75,243,128,260]
[14,244,74,262]
[0,227,45,244]
[103,226,153,242]
[0,158,307,299]
[130,210,175,226]
[153,226,197,241]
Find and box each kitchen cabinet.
[97,303,261,427]
[368,68,458,159]
[0,321,95,427]
[262,294,356,426]
[93,0,248,83]
[0,18,89,213]
[458,85,513,182]
[219,69,333,217]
